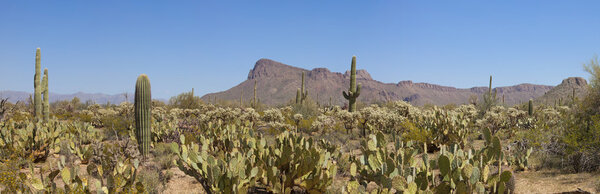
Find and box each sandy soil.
[514,169,598,194]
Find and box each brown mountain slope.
[201,58,555,106]
[534,77,588,105]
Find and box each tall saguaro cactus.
[297,72,308,104]
[34,48,42,121]
[252,80,257,108]
[42,68,49,121]
[528,99,533,116]
[342,56,361,112]
[135,74,151,157]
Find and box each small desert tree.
[168,90,204,109]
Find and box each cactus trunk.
[296,88,301,104]
[342,56,361,112]
[298,72,308,104]
[253,80,257,107]
[42,68,49,121]
[489,75,492,97]
[34,48,42,121]
[528,99,533,116]
[135,74,152,157]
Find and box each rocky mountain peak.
[560,77,587,87]
[247,58,305,79]
[344,69,373,80]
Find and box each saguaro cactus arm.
[42,68,49,121]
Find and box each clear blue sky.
[1,1,599,99]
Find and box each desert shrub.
[168,91,204,109]
[153,143,175,170]
[552,56,600,172]
[298,116,316,133]
[291,98,320,118]
[400,121,430,143]
[0,158,31,192]
[137,168,161,194]
[101,114,133,140]
[561,115,600,172]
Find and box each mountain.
[534,77,588,105]
[201,58,558,106]
[0,91,135,104]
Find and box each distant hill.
[0,91,135,104]
[201,58,558,106]
[534,77,588,105]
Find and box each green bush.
[168,91,203,109]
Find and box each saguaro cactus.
[528,99,533,116]
[298,72,308,104]
[135,74,151,157]
[342,56,361,112]
[34,48,42,121]
[42,68,49,121]
[252,80,257,108]
[296,88,302,104]
[240,89,243,107]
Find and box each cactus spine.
[342,56,361,112]
[42,68,49,121]
[135,74,151,157]
[528,99,533,116]
[34,48,42,121]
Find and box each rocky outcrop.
[535,77,588,105]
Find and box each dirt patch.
[515,169,598,194]
[162,167,206,194]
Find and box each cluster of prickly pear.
[172,124,263,193]
[508,146,533,171]
[86,157,142,193]
[261,131,337,192]
[349,132,420,192]
[342,56,361,112]
[348,129,515,193]
[172,134,259,193]
[173,122,337,193]
[134,74,151,157]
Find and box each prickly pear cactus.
[134,74,151,157]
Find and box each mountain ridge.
[0,91,165,104]
[202,58,581,106]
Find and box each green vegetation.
[1,50,599,193]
